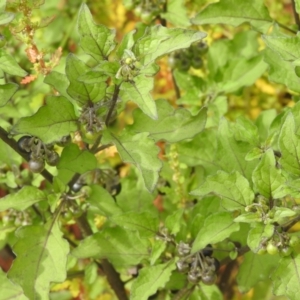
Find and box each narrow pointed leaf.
[0,83,18,107]
[78,4,116,61]
[279,113,300,176]
[271,254,300,299]
[11,96,77,144]
[192,0,272,33]
[0,49,27,77]
[190,171,255,211]
[191,212,240,253]
[120,75,157,119]
[0,186,46,212]
[133,25,206,66]
[72,227,149,267]
[130,260,176,300]
[252,149,286,198]
[129,99,207,142]
[8,222,69,300]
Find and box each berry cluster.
[17,135,68,173]
[176,241,220,285]
[171,41,208,72]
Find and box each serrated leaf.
[0,186,46,212]
[120,75,157,119]
[0,269,28,300]
[105,131,162,192]
[133,25,206,66]
[190,171,254,211]
[0,49,27,77]
[191,212,239,253]
[192,0,272,33]
[252,149,286,199]
[77,4,116,61]
[8,221,69,300]
[264,48,300,93]
[66,54,107,104]
[130,260,176,300]
[87,184,122,216]
[72,227,149,267]
[237,252,279,293]
[129,99,207,142]
[279,113,300,176]
[57,143,97,174]
[11,96,77,144]
[0,83,18,107]
[111,211,159,238]
[271,254,300,299]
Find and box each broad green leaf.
[116,29,136,58]
[77,4,116,61]
[0,186,46,211]
[271,254,300,299]
[234,116,260,145]
[271,207,296,224]
[279,113,300,176]
[11,96,78,144]
[105,131,162,192]
[0,269,28,300]
[150,239,166,265]
[247,223,274,252]
[190,171,255,211]
[120,75,157,119]
[66,54,107,104]
[8,221,69,300]
[264,48,300,93]
[252,149,286,199]
[57,143,97,174]
[0,83,18,107]
[0,12,14,26]
[129,99,207,142]
[191,212,239,253]
[133,25,206,66]
[111,211,159,238]
[72,227,149,267]
[192,0,272,33]
[0,138,22,167]
[87,184,122,216]
[165,208,184,235]
[237,252,279,293]
[130,260,176,300]
[234,212,262,223]
[216,118,256,180]
[0,49,27,77]
[160,0,190,27]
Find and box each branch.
[105,84,121,126]
[292,0,300,31]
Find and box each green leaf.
[190,171,255,211]
[271,254,300,299]
[57,144,97,174]
[0,83,18,107]
[133,25,206,66]
[237,252,279,293]
[0,11,14,26]
[0,138,22,167]
[11,96,78,144]
[252,149,286,199]
[72,227,149,267]
[116,29,136,59]
[150,239,167,265]
[8,221,69,300]
[130,260,176,300]
[279,113,300,177]
[120,75,157,119]
[234,212,262,223]
[234,116,260,145]
[191,212,239,253]
[264,48,300,93]
[87,184,122,216]
[247,223,274,252]
[192,0,272,33]
[165,208,184,235]
[0,49,27,77]
[0,186,46,212]
[111,211,159,238]
[0,269,28,300]
[104,131,162,192]
[77,4,116,61]
[160,0,190,27]
[66,54,107,104]
[129,99,207,142]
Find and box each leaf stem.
[105,84,121,126]
[277,21,297,34]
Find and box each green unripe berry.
[289,235,300,247]
[280,246,292,257]
[267,242,279,255]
